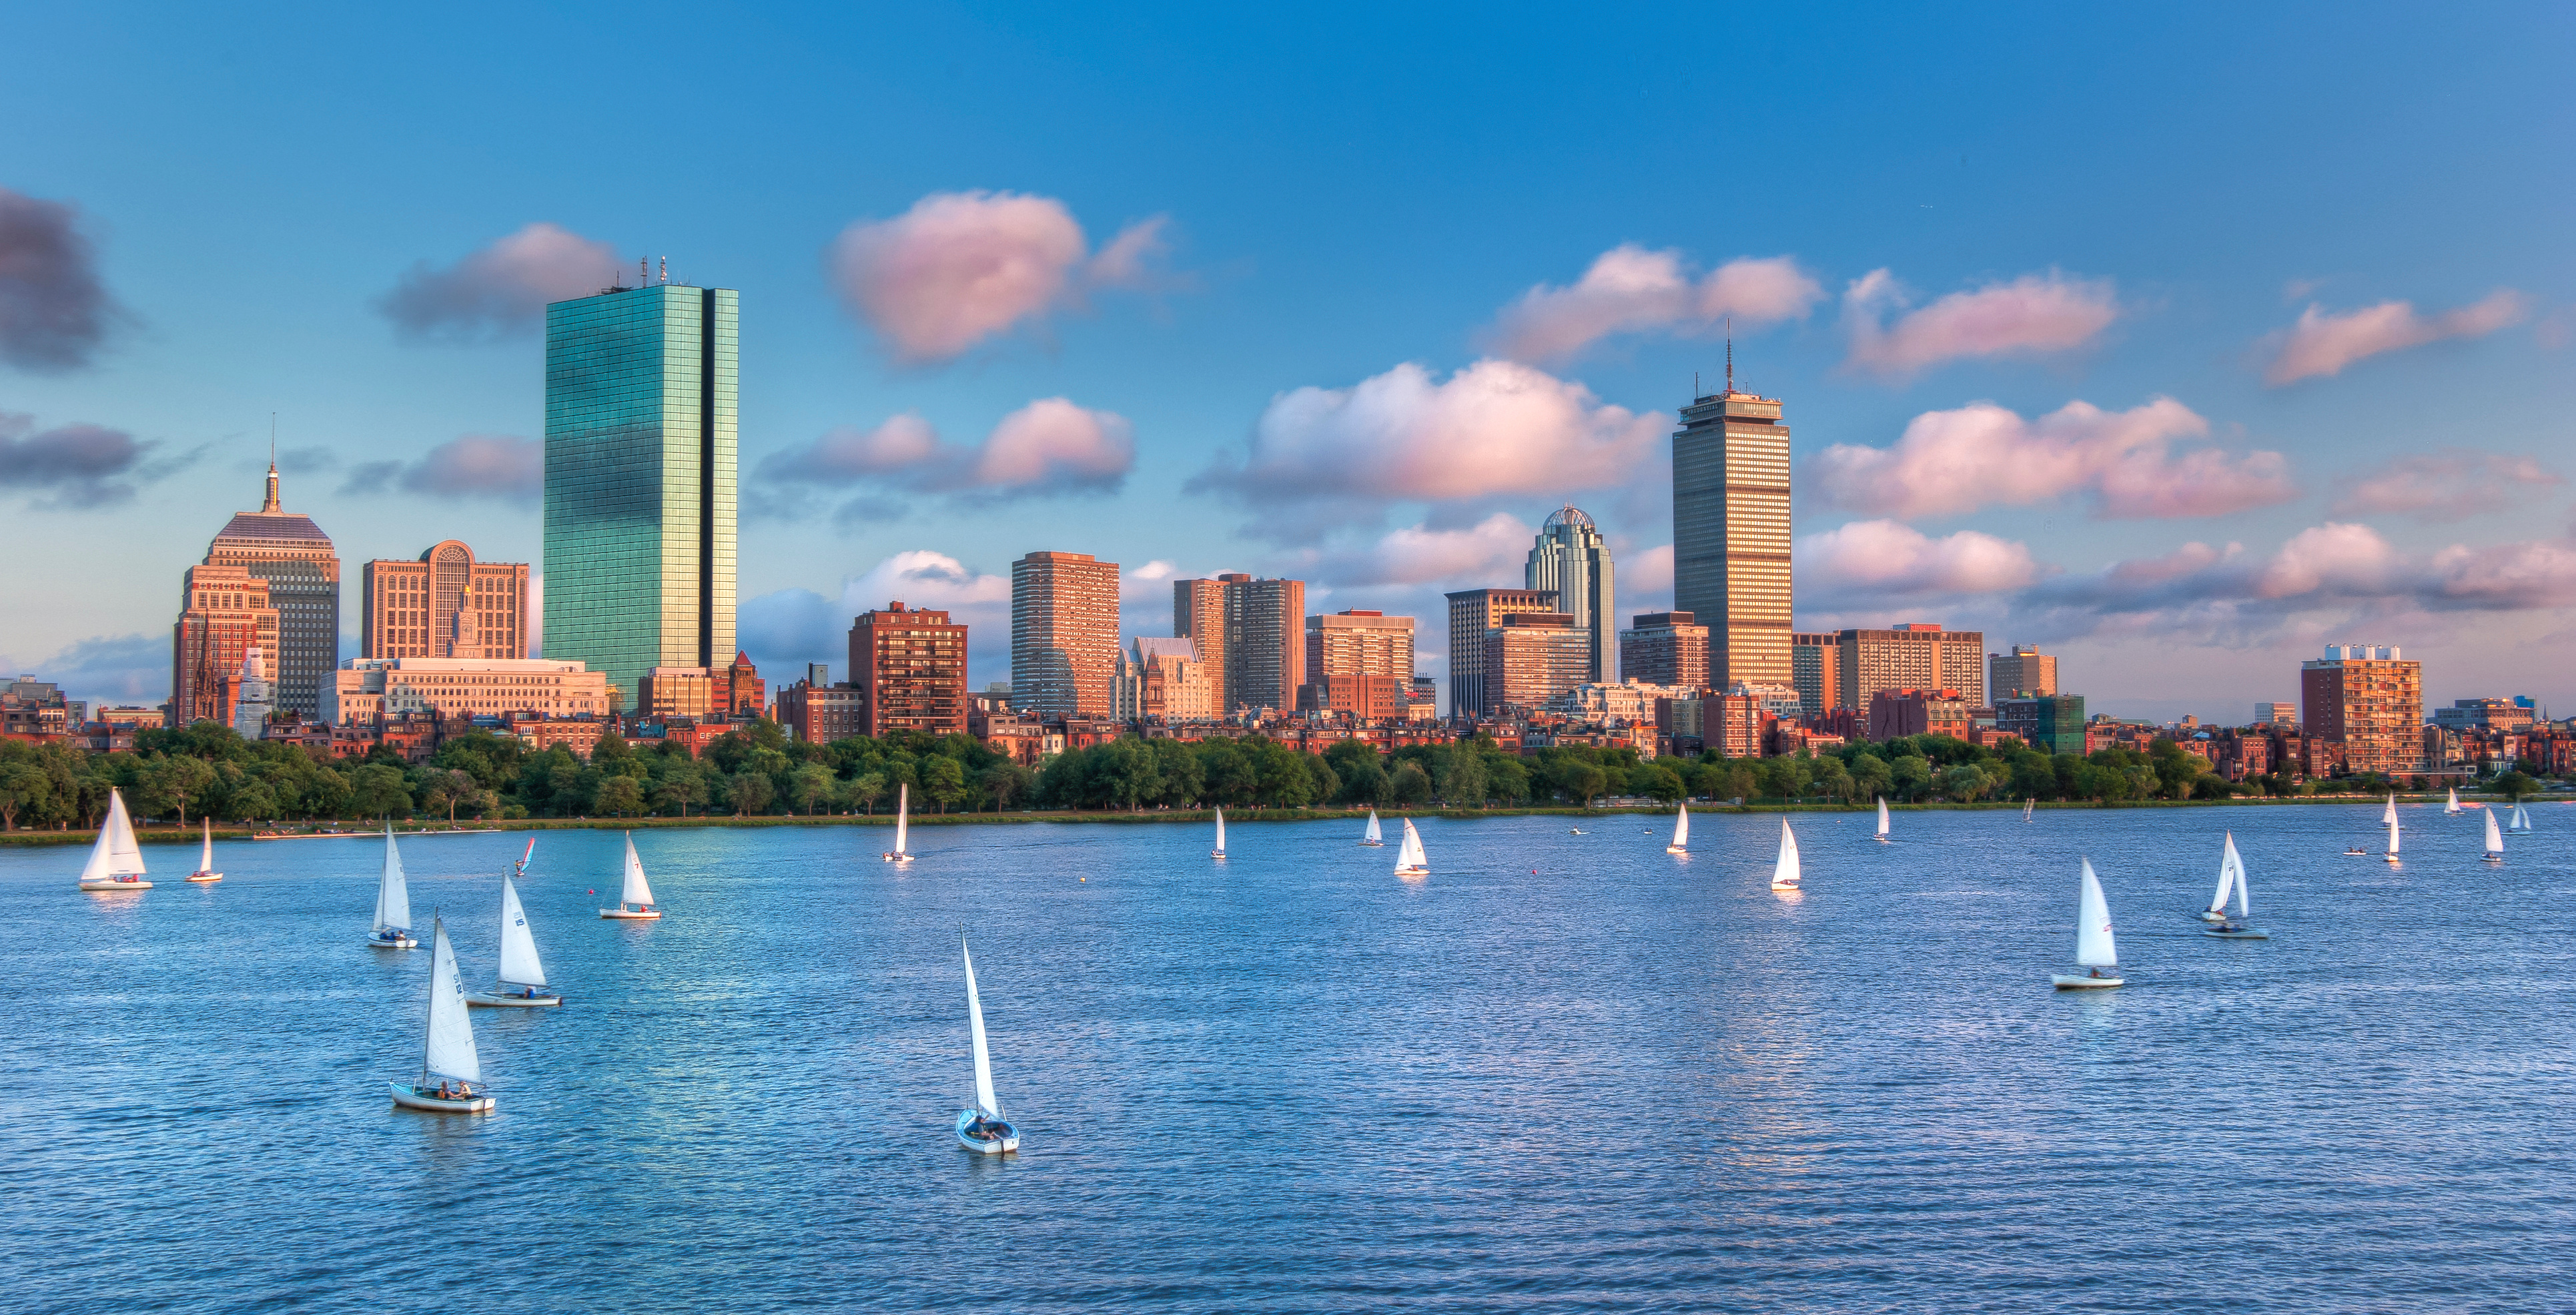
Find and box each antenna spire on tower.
[262,413,282,512]
[1725,323,1734,394]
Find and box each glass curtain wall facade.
[1525,506,1617,683]
[543,282,738,711]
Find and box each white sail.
[2024,797,2034,821]
[198,817,213,873]
[2208,832,2241,916]
[1771,817,1801,887]
[2076,859,2118,968]
[496,873,546,988]
[2383,794,2399,826]
[2446,788,2461,814]
[1214,806,1226,855]
[79,788,150,884]
[422,918,482,1084]
[1364,810,1382,843]
[893,783,909,855]
[962,939,1001,1118]
[620,833,655,908]
[2386,817,2401,857]
[374,823,412,933]
[1876,797,1891,838]
[1395,819,1427,872]
[2232,841,2252,918]
[1671,802,1689,849]
[2513,803,2531,831]
[2485,807,2505,857]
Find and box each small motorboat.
[185,817,222,883]
[600,833,663,919]
[2342,845,2368,856]
[77,789,152,892]
[367,823,416,949]
[2052,859,2124,989]
[388,915,494,1114]
[955,938,1019,1155]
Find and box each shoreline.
[0,792,2544,848]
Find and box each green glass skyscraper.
[542,280,738,712]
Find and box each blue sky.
[3,2,2571,719]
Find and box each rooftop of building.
[211,510,332,545]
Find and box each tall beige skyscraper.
[1672,364,1790,687]
[1011,550,1121,721]
[200,463,340,719]
[1172,572,1304,715]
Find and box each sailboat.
[1666,801,1689,855]
[185,817,222,883]
[882,783,913,863]
[2509,802,2533,832]
[1359,809,1383,847]
[2052,859,2124,988]
[368,822,416,948]
[470,845,561,1006]
[1875,797,1892,843]
[2383,793,2400,829]
[1211,806,1228,860]
[2482,807,2505,866]
[1770,817,1801,891]
[2445,787,2463,815]
[388,914,494,1113]
[77,788,152,892]
[599,832,662,919]
[2199,832,2246,923]
[1394,818,1428,877]
[2023,797,2035,823]
[2383,815,2402,866]
[955,938,1019,1155]
[2202,834,2267,938]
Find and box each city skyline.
[4,7,2572,721]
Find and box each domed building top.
[1543,504,1596,533]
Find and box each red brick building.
[849,601,968,738]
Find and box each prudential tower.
[542,272,738,713]
[1671,358,1790,687]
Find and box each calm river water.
[3,803,2571,1312]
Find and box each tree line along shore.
[1,715,2546,845]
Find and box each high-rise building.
[1672,366,1790,687]
[1171,573,1304,715]
[173,562,281,728]
[2255,701,2297,727]
[1832,624,1986,711]
[1525,506,1617,683]
[1012,550,1121,721]
[542,278,739,712]
[1789,631,1841,719]
[364,540,530,661]
[849,601,969,739]
[2300,644,2423,776]
[1116,636,1217,722]
[1443,587,1557,717]
[1483,612,1592,715]
[1998,695,2088,755]
[200,462,339,719]
[1306,610,1415,685]
[1990,644,2058,699]
[1619,612,1711,691]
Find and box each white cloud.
[378,223,621,342]
[2332,449,2562,521]
[755,400,1134,518]
[1843,269,2119,376]
[826,191,1173,364]
[1798,520,2042,602]
[2261,290,2529,385]
[1484,246,1821,363]
[1308,512,1539,588]
[1807,398,2294,521]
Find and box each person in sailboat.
[963,1112,1013,1143]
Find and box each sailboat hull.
[186,871,223,883]
[883,853,913,863]
[79,879,153,891]
[1665,845,1688,855]
[955,1108,1019,1154]
[466,989,563,1007]
[388,1081,493,1114]
[1358,841,1382,847]
[599,907,662,920]
[2052,973,2124,989]
[366,933,417,949]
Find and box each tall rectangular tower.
[1443,586,1557,717]
[1525,506,1617,683]
[1011,550,1122,721]
[542,280,739,712]
[1672,377,1790,687]
[201,463,339,720]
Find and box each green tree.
[921,757,968,813]
[729,769,775,815]
[226,781,280,822]
[1388,760,1433,805]
[1435,750,1488,807]
[141,754,219,826]
[1889,755,1932,801]
[348,763,414,819]
[651,762,707,817]
[595,775,646,817]
[2493,770,2539,802]
[981,761,1036,811]
[1937,764,1989,802]
[1633,762,1685,803]
[850,771,888,815]
[788,763,837,815]
[0,761,52,831]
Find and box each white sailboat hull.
[2052,973,2124,989]
[1665,845,1688,855]
[955,1108,1019,1154]
[367,933,417,949]
[79,878,152,891]
[185,872,222,883]
[599,906,662,920]
[882,853,913,863]
[387,1081,493,1114]
[466,987,564,1007]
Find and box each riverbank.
[0,791,2549,848]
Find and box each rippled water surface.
[5,803,2573,1312]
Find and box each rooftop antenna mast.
[1725,319,1734,394]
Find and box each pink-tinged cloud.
[1193,359,1666,508]
[754,400,1133,505]
[1484,246,1821,363]
[338,434,542,504]
[1625,543,1675,606]
[2261,290,2529,385]
[2330,448,2562,521]
[1798,520,2042,599]
[1843,268,2119,376]
[1809,397,2293,520]
[827,191,1172,364]
[378,224,622,342]
[2250,523,2401,598]
[1314,513,1539,588]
